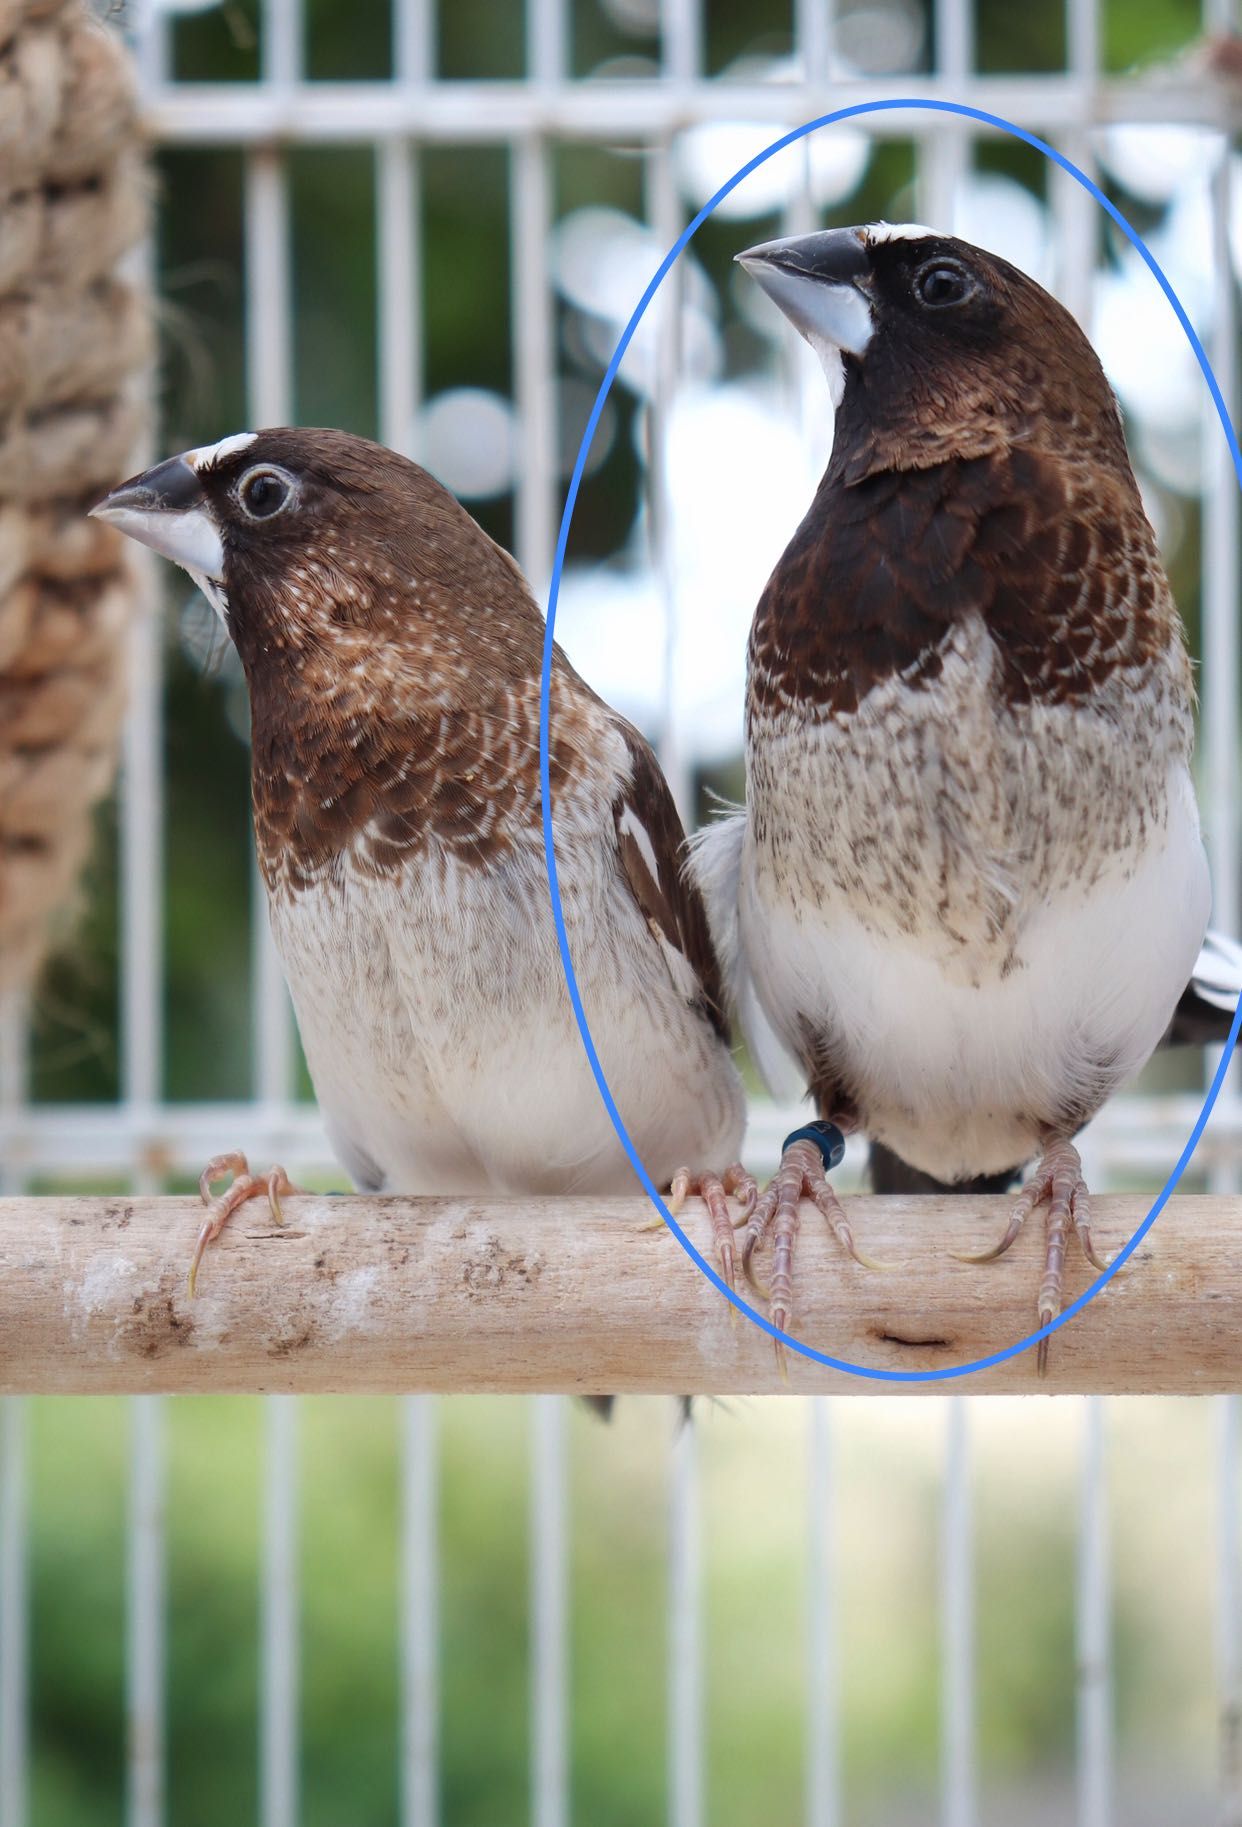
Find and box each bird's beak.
[736,227,874,359]
[89,455,225,585]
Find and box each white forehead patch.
[186,430,258,472]
[863,221,937,245]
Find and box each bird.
[91,427,752,1299]
[693,222,1213,1372]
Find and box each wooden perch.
[0,1193,1238,1396]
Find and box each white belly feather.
[738,618,1211,1181]
[741,766,1208,1178]
[268,836,743,1197]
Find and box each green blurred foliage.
[23,1395,1228,1822]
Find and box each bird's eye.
[238,465,294,520]
[912,260,976,308]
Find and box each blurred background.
[5,0,1242,1821]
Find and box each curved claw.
[187,1222,213,1300]
[807,1187,892,1271]
[1079,1234,1113,1274]
[850,1244,897,1273]
[743,1249,770,1302]
[1075,1200,1112,1275]
[725,1164,759,1221]
[952,1211,1027,1265]
[268,1167,292,1227]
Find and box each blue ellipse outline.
[538,97,1242,1381]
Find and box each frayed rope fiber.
[0,0,152,988]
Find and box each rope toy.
[0,0,151,988]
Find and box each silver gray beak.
[90,455,225,584]
[736,227,875,358]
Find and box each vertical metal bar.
[120,575,164,1134]
[511,25,568,1820]
[243,148,297,1112]
[644,143,689,820]
[795,0,834,86]
[921,0,970,232]
[527,0,566,89]
[132,0,171,93]
[650,0,698,814]
[1076,1399,1111,1827]
[263,0,302,88]
[377,28,440,1827]
[261,1397,299,1827]
[1047,62,1116,1827]
[530,1396,568,1827]
[393,0,435,86]
[1219,1398,1242,1825]
[941,1399,975,1827]
[1204,45,1242,1819]
[1065,0,1099,84]
[661,0,701,83]
[401,1398,439,1827]
[510,133,556,597]
[127,1399,165,1827]
[933,0,972,81]
[806,1399,840,1827]
[0,1397,27,1827]
[1204,137,1240,944]
[512,0,562,594]
[668,1413,702,1827]
[117,217,168,1827]
[377,137,420,455]
[927,13,974,1809]
[245,95,301,1827]
[0,993,27,1827]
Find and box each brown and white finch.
[92,428,751,1292]
[694,223,1212,1370]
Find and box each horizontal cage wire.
[0,0,1241,1824]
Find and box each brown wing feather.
[749,447,1183,722]
[611,724,730,1043]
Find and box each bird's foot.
[662,1162,759,1293]
[955,1137,1110,1378]
[743,1123,885,1371]
[189,1150,303,1297]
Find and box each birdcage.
[2,2,1242,1825]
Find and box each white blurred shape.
[419,388,518,500]
[599,0,660,35]
[952,174,1051,288]
[557,382,815,759]
[1095,257,1204,436]
[555,207,720,398]
[579,302,721,396]
[832,0,924,73]
[1097,123,1220,207]
[676,122,870,221]
[555,207,714,324]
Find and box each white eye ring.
[237,464,297,521]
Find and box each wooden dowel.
[0,1194,1237,1396]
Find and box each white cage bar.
[0,0,1238,1823]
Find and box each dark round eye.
[913,260,976,308]
[238,465,294,520]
